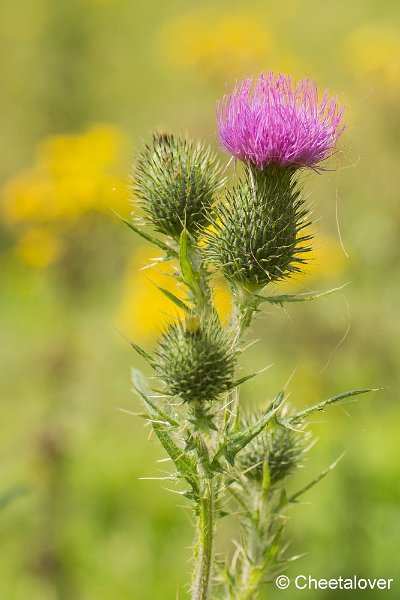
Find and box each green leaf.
[179,228,203,299]
[118,213,178,257]
[255,283,350,306]
[129,340,154,364]
[114,407,150,420]
[131,369,178,427]
[287,453,345,504]
[151,423,199,496]
[232,373,258,387]
[193,433,212,473]
[131,370,198,496]
[224,391,285,464]
[156,286,192,313]
[232,364,273,388]
[287,388,380,424]
[262,525,284,568]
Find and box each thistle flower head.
[154,314,236,404]
[132,133,224,239]
[204,166,312,289]
[239,410,310,485]
[217,72,345,170]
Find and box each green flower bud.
[204,166,312,289]
[154,315,236,404]
[239,411,309,485]
[132,133,224,239]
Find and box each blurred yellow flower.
[115,248,186,341]
[344,25,400,89]
[15,227,62,269]
[116,246,233,341]
[213,277,232,324]
[1,124,129,268]
[158,8,297,82]
[305,233,348,281]
[293,231,349,286]
[1,124,129,227]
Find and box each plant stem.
[237,486,283,600]
[237,494,261,600]
[224,289,257,432]
[237,568,264,600]
[192,474,215,600]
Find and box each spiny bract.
[154,315,236,404]
[204,166,312,289]
[239,411,310,485]
[132,133,224,239]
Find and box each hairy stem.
[238,487,284,600]
[237,493,263,600]
[225,288,258,432]
[192,474,215,600]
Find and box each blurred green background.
[1,0,399,598]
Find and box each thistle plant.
[122,72,375,600]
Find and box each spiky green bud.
[239,411,309,485]
[132,133,224,239]
[204,166,311,289]
[154,315,236,404]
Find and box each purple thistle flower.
[217,72,345,170]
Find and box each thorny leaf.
[156,285,192,313]
[254,283,350,307]
[118,213,178,257]
[286,388,380,424]
[223,391,285,465]
[129,340,154,364]
[132,369,178,427]
[132,369,199,497]
[287,453,345,505]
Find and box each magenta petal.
[217,72,345,169]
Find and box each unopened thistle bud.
[239,412,309,485]
[132,133,224,239]
[154,315,236,404]
[204,166,312,289]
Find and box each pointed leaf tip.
[288,387,379,423]
[118,213,178,257]
[129,340,153,363]
[255,283,351,307]
[156,285,192,313]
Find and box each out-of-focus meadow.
[1,1,399,598]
